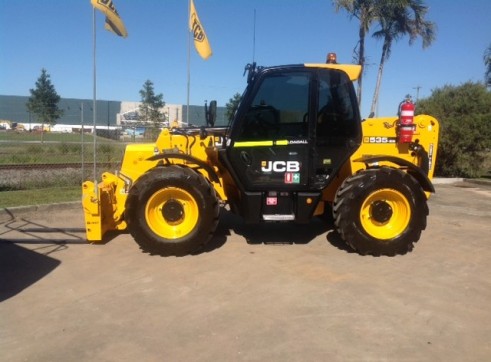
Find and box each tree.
[225,93,242,121]
[485,44,491,88]
[416,82,491,178]
[369,0,435,116]
[26,68,63,131]
[139,80,165,137]
[334,0,377,106]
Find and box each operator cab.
[220,58,362,222]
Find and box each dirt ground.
[1,181,490,361]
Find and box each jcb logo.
[261,161,300,173]
[191,17,205,42]
[95,0,119,14]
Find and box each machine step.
[262,214,295,221]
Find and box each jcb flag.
[189,0,212,60]
[91,0,128,38]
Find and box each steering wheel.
[247,105,279,137]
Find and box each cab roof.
[257,63,362,82]
[304,63,362,81]
[246,62,362,84]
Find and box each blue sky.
[1,0,490,118]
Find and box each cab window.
[316,70,358,139]
[237,72,311,141]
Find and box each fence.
[0,127,162,192]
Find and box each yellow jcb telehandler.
[82,54,439,256]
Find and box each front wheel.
[333,168,428,256]
[125,166,219,256]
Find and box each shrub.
[417,82,491,177]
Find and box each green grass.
[0,136,126,164]
[0,186,81,208]
[0,130,94,142]
[0,132,125,206]
[0,131,134,207]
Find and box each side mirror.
[206,100,217,127]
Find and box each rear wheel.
[333,167,428,256]
[125,166,219,256]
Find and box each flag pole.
[92,6,97,192]
[186,0,191,126]
[253,9,256,63]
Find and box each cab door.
[311,69,362,188]
[227,70,313,191]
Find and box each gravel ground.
[1,181,490,361]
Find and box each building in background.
[0,95,228,133]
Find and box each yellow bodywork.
[321,114,439,203]
[357,114,439,178]
[82,114,439,242]
[82,128,226,241]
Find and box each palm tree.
[485,44,491,88]
[369,0,435,116]
[334,0,378,106]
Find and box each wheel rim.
[145,187,199,239]
[359,188,411,240]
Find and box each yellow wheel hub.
[360,188,411,240]
[145,187,199,239]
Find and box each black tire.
[318,202,335,225]
[125,166,219,256]
[333,167,428,256]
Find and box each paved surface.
[1,182,490,361]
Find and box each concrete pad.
[1,182,490,361]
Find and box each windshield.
[237,71,311,141]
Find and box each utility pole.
[81,102,84,182]
[413,85,422,103]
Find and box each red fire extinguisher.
[398,97,415,143]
